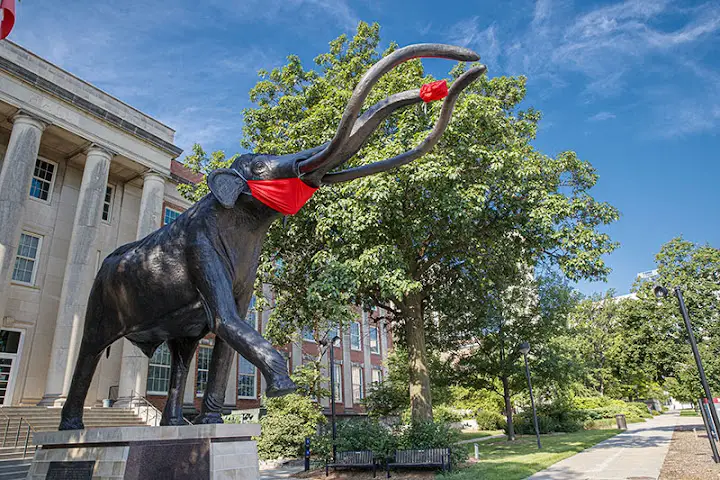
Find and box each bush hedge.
[475,410,507,430]
[320,419,465,467]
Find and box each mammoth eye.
[251,161,266,175]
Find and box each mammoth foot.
[266,375,297,398]
[59,417,84,431]
[161,416,188,426]
[193,412,224,425]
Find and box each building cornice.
[0,56,183,158]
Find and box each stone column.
[342,328,353,409]
[0,112,47,319]
[379,319,389,377]
[39,144,113,405]
[362,312,373,394]
[115,171,165,406]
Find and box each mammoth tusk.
[297,43,480,178]
[320,65,487,185]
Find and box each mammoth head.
[208,43,486,214]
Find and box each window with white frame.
[195,345,213,397]
[371,368,383,385]
[369,326,379,354]
[351,365,364,403]
[12,233,42,285]
[238,296,258,399]
[29,159,56,202]
[147,343,171,394]
[163,206,182,226]
[101,185,114,222]
[350,321,361,351]
[302,327,315,342]
[333,362,343,403]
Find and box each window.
[163,206,182,226]
[29,159,55,202]
[12,233,42,285]
[238,296,258,399]
[351,365,364,403]
[302,327,315,342]
[332,362,343,403]
[350,322,361,351]
[372,368,383,385]
[147,343,171,394]
[101,185,114,222]
[369,326,379,354]
[328,323,340,342]
[195,345,213,397]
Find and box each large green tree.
[181,22,619,421]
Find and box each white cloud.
[588,111,616,122]
[448,18,501,68]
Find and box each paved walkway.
[458,433,506,444]
[528,412,695,480]
[260,463,305,479]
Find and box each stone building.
[0,40,391,418]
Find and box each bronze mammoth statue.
[59,44,486,430]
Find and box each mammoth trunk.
[405,295,433,423]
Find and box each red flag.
[0,0,15,40]
[419,80,449,103]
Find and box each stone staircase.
[0,406,147,479]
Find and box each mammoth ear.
[207,168,247,209]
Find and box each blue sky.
[9,0,719,296]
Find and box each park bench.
[325,450,378,477]
[385,448,451,477]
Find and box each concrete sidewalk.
[528,412,692,480]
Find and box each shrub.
[475,410,507,430]
[257,393,326,461]
[433,405,463,424]
[363,381,409,418]
[399,420,465,466]
[332,419,398,460]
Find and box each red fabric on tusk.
[419,80,448,102]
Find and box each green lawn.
[680,409,700,417]
[445,429,621,480]
[457,430,504,441]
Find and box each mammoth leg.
[194,337,234,424]
[161,337,199,426]
[190,252,296,414]
[60,331,119,430]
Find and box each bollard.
[304,437,311,471]
[615,414,627,430]
[474,443,479,460]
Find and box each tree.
[180,22,619,422]
[443,270,581,439]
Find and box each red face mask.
[246,177,318,215]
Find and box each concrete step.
[0,466,31,480]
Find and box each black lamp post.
[519,341,541,449]
[321,335,341,460]
[654,285,720,462]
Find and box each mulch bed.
[660,424,720,479]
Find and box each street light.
[519,341,541,449]
[320,334,341,460]
[654,284,720,462]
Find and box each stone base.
[27,423,261,479]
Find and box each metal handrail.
[0,410,37,458]
[129,390,191,426]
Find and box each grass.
[457,430,504,442]
[444,429,621,480]
[680,409,700,417]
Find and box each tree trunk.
[502,374,515,441]
[405,295,433,422]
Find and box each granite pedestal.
[26,423,261,480]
